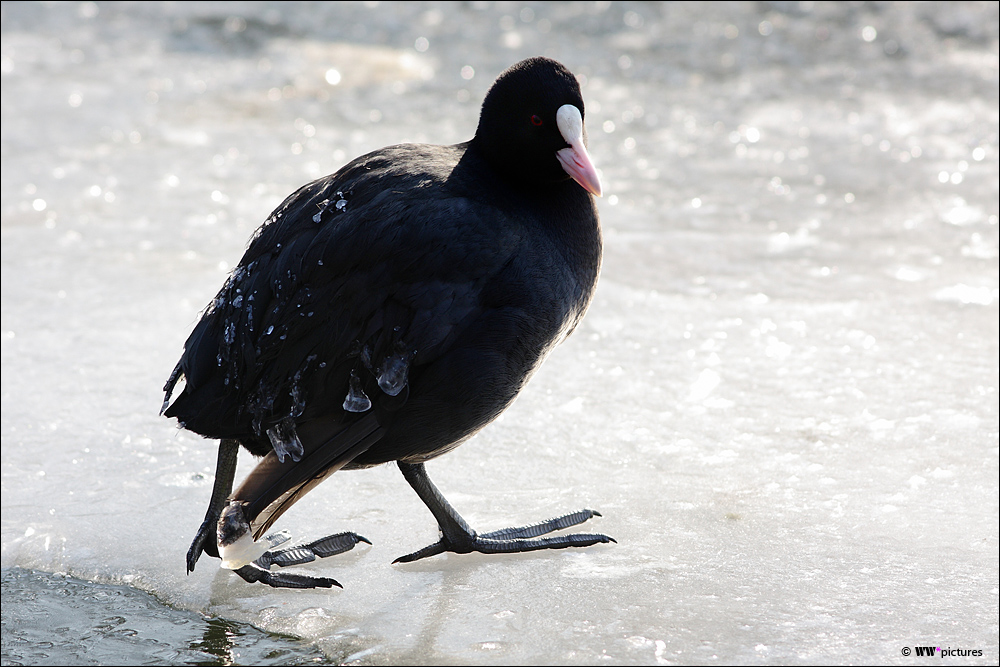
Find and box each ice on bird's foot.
[263,530,292,549]
[217,501,269,569]
[266,417,304,463]
[343,371,372,412]
[378,349,414,396]
[219,530,269,569]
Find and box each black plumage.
[163,57,612,588]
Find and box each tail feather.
[231,412,386,539]
[161,361,184,415]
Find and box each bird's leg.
[393,461,615,564]
[188,441,369,588]
[186,439,239,573]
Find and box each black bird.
[163,56,612,589]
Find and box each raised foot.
[254,531,371,570]
[226,530,370,589]
[393,509,615,564]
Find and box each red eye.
[530,114,544,126]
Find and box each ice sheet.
[2,2,997,664]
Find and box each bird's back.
[164,141,601,465]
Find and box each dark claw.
[186,518,216,573]
[392,541,447,564]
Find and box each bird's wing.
[164,148,521,448]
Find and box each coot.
[163,56,612,589]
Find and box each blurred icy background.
[2,1,997,664]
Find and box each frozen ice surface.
[2,1,997,664]
[0,567,327,665]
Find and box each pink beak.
[555,104,603,197]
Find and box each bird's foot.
[224,530,370,589]
[393,508,614,564]
[234,562,342,589]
